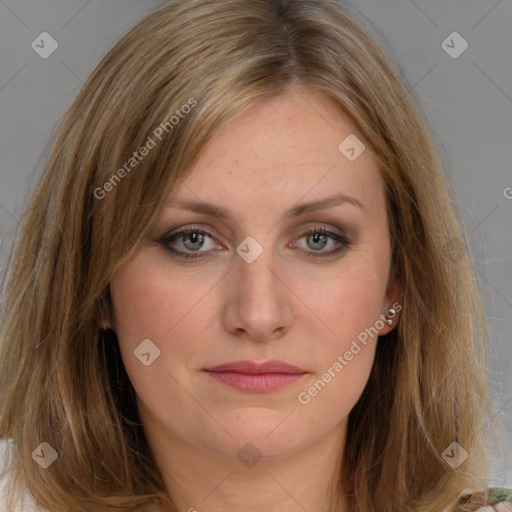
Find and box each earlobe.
[385,262,404,323]
[380,269,404,335]
[381,298,403,331]
[384,307,397,325]
[376,304,400,335]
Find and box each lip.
[204,359,306,374]
[203,359,308,392]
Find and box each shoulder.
[0,438,51,511]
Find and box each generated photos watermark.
[93,97,198,200]
[297,301,402,405]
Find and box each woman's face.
[109,88,400,464]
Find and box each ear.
[379,265,403,336]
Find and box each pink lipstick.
[203,359,307,392]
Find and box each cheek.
[109,258,206,411]
[109,254,223,401]
[294,274,382,425]
[110,256,214,342]
[109,260,186,389]
[292,262,387,412]
[304,263,388,348]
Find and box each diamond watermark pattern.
[441,442,469,469]
[134,338,161,366]
[441,32,468,59]
[237,441,263,468]
[338,134,366,161]
[31,442,58,469]
[236,236,263,263]
[31,32,59,59]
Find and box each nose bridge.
[222,237,293,339]
[235,238,281,307]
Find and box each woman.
[0,0,510,511]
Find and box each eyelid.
[159,224,220,244]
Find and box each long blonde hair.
[0,1,495,510]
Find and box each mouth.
[203,359,308,392]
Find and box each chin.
[198,413,310,459]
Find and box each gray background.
[0,0,511,487]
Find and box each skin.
[108,86,402,512]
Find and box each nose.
[221,243,294,342]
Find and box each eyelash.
[157,224,352,260]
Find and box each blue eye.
[158,225,219,259]
[158,224,351,260]
[295,225,351,258]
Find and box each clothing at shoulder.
[0,437,52,511]
[487,487,512,510]
[473,488,512,511]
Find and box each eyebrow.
[165,193,366,220]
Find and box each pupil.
[185,232,203,249]
[309,232,327,250]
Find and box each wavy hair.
[0,0,495,510]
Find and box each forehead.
[166,89,384,219]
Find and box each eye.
[293,225,351,258]
[157,224,351,260]
[158,225,220,259]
